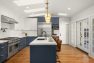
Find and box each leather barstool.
[56,38,62,63]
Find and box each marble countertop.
[0,40,8,44]
[29,37,57,45]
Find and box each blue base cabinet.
[0,42,8,63]
[30,45,56,63]
[26,36,37,45]
[18,36,37,50]
[19,37,26,50]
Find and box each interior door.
[71,22,76,46]
[77,21,81,48]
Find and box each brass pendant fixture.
[45,0,51,23]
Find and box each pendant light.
[45,0,51,23]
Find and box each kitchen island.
[29,37,57,63]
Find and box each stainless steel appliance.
[0,37,20,58]
[7,37,20,58]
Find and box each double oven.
[0,37,20,58]
[8,37,20,58]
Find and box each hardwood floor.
[5,45,94,63]
[5,47,30,63]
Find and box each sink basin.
[37,37,46,40]
[37,39,45,40]
[37,38,45,40]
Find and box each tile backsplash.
[0,30,25,38]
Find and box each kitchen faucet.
[41,31,47,37]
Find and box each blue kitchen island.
[29,37,57,63]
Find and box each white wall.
[0,4,25,38]
[23,18,38,36]
[70,4,94,47]
[70,4,94,58]
[38,22,51,37]
[59,17,70,44]
[72,4,94,21]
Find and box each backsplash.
[0,30,25,38]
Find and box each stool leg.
[57,60,61,63]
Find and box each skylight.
[13,0,45,6]
[24,8,45,13]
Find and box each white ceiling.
[0,0,94,17]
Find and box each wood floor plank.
[5,45,94,63]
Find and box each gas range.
[0,37,20,58]
[0,37,20,44]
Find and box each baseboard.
[89,54,94,59]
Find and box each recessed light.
[68,8,71,10]
[58,13,68,16]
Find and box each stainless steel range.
[0,37,20,58]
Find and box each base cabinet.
[26,36,37,45]
[0,36,37,63]
[30,45,56,63]
[0,42,8,63]
[19,37,26,50]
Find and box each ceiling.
[0,0,94,17]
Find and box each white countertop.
[0,40,8,44]
[29,37,57,45]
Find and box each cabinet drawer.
[0,43,8,55]
[0,42,8,47]
[0,47,8,54]
[0,52,8,63]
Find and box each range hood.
[1,15,18,24]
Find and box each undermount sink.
[37,38,46,40]
[37,37,46,40]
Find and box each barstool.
[56,38,62,63]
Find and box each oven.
[8,44,14,58]
[8,38,20,58]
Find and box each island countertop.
[29,37,57,45]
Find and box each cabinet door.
[19,38,25,50]
[77,19,89,52]
[0,52,8,63]
[91,17,94,55]
[0,43,8,63]
[71,22,76,46]
[0,43,8,54]
[26,37,37,45]
[82,19,89,52]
